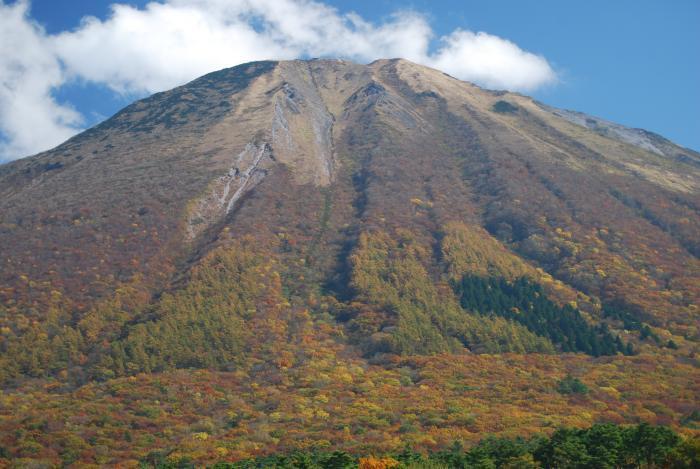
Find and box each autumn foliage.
[0,59,698,466]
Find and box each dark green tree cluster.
[532,423,686,469]
[454,276,632,356]
[436,423,693,469]
[432,423,690,469]
[556,374,590,395]
[602,302,643,331]
[491,100,519,114]
[602,302,664,345]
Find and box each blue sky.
[1,0,698,161]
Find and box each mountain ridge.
[0,58,698,465]
[1,56,698,358]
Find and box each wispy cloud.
[0,0,557,161]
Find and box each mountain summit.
[0,59,698,463]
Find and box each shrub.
[557,374,589,395]
[492,101,519,113]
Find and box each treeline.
[146,423,698,468]
[454,276,633,356]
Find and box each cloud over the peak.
[0,0,557,161]
[431,30,556,92]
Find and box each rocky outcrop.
[271,62,337,186]
[186,142,272,240]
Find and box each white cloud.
[52,1,437,94]
[53,1,291,93]
[0,0,557,161]
[0,0,82,161]
[430,30,556,91]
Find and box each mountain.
[0,59,698,465]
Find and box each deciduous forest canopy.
[0,59,698,465]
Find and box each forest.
[453,275,632,356]
[0,228,698,466]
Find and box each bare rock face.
[185,141,273,240]
[271,61,337,186]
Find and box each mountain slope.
[0,58,698,464]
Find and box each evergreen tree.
[454,276,630,356]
